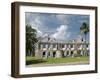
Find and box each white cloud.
[26,13,71,39]
[51,25,70,40]
[26,13,44,30]
[37,29,43,37]
[30,17,42,29]
[25,13,44,37]
[30,25,43,38]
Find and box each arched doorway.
[71,51,73,56]
[42,51,46,57]
[53,51,56,57]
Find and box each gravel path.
[26,61,89,67]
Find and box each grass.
[26,56,89,65]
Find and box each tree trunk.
[84,34,87,56]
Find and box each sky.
[25,12,90,41]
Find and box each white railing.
[38,42,89,51]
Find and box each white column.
[64,45,67,49]
[50,44,53,49]
[80,44,82,49]
[64,51,67,57]
[68,44,70,48]
[45,51,48,58]
[55,44,57,49]
[68,44,71,56]
[41,44,43,50]
[46,44,48,49]
[50,51,53,57]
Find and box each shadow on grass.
[26,59,47,65]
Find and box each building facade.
[35,40,89,58]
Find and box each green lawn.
[26,56,89,65]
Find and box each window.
[71,44,73,48]
[40,44,43,49]
[50,44,53,48]
[62,44,65,48]
[86,44,88,48]
[53,44,56,48]
[43,44,45,48]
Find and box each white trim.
[19,5,95,75]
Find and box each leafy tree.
[26,24,38,56]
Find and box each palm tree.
[80,22,89,42]
[80,22,89,56]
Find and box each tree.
[80,22,89,56]
[26,24,38,56]
[80,22,89,42]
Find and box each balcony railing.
[39,42,89,51]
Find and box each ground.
[26,56,89,66]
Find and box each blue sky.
[25,12,90,41]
